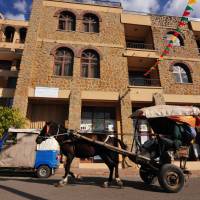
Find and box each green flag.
[165,46,170,51]
[176,27,183,33]
[186,5,194,11]
[181,17,189,22]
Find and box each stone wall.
[13,0,43,116]
[151,15,200,96]
[13,0,134,142]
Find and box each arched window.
[172,63,192,83]
[83,14,99,33]
[58,11,76,31]
[81,50,100,78]
[54,47,74,76]
[166,31,184,46]
[4,26,15,42]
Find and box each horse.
[36,121,127,187]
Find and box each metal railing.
[129,77,161,87]
[0,37,13,43]
[15,39,25,44]
[0,38,25,44]
[61,0,121,7]
[126,42,154,50]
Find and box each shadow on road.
[0,169,34,177]
[0,184,49,200]
[0,175,164,193]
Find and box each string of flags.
[144,0,198,76]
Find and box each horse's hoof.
[115,178,123,188]
[76,174,83,180]
[117,181,123,188]
[54,182,66,187]
[103,181,110,188]
[54,183,63,187]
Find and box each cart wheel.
[158,164,185,193]
[139,167,157,185]
[36,165,51,178]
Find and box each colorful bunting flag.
[188,0,197,5]
[186,5,194,11]
[173,31,180,37]
[144,0,198,76]
[183,10,190,16]
[165,46,170,51]
[179,21,186,27]
[167,43,173,48]
[176,27,183,33]
[181,17,189,22]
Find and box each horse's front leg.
[55,154,74,187]
[101,155,114,187]
[115,165,123,188]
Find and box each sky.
[0,0,200,21]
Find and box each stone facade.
[9,0,200,168]
[151,15,200,96]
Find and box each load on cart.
[36,105,200,193]
[0,128,60,178]
[131,105,200,191]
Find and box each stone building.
[0,12,28,107]
[0,0,200,166]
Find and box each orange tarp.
[169,116,196,127]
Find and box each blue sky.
[0,0,200,21]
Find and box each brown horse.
[36,121,127,187]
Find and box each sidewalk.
[56,161,200,178]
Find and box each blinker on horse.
[36,121,127,187]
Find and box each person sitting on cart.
[141,116,198,160]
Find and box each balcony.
[0,88,15,98]
[129,77,161,87]
[126,42,154,50]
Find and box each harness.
[38,126,77,153]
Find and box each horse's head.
[36,121,67,144]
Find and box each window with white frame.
[172,64,192,83]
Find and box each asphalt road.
[0,171,200,200]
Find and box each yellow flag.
[188,0,198,5]
[170,35,177,42]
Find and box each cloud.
[162,0,200,18]
[5,13,25,20]
[121,0,160,13]
[13,0,27,13]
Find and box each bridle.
[37,124,70,140]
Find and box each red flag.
[167,43,173,48]
[183,10,190,16]
[163,50,169,55]
[179,21,186,27]
[173,31,180,37]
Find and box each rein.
[37,125,70,139]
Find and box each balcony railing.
[129,77,161,87]
[126,42,154,50]
[0,38,13,43]
[62,0,121,7]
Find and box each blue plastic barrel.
[34,150,60,169]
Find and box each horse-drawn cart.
[36,105,200,193]
[68,105,200,193]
